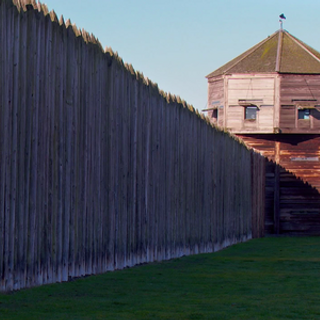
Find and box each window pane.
[298,109,310,119]
[245,106,257,120]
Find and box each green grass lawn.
[2,237,320,319]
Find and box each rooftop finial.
[279,13,286,30]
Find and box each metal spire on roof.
[279,13,286,30]
[276,14,286,72]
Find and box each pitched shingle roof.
[206,30,320,78]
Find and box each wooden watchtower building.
[206,28,320,235]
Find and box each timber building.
[206,28,320,235]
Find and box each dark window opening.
[298,109,310,120]
[212,109,218,119]
[245,106,257,120]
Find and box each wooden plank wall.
[226,76,275,133]
[0,0,265,292]
[207,75,276,133]
[251,152,266,238]
[280,74,320,133]
[207,77,224,126]
[227,77,275,106]
[238,134,320,235]
[280,74,320,105]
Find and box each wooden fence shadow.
[265,159,320,235]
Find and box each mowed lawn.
[1,237,320,319]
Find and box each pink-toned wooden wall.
[280,74,320,133]
[207,73,320,134]
[238,134,320,235]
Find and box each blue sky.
[43,0,320,111]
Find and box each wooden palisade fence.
[0,0,265,292]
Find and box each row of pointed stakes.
[8,0,247,146]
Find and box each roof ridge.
[275,30,283,72]
[285,31,320,65]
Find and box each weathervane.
[279,13,286,30]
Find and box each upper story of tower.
[206,30,320,134]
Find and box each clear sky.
[42,0,320,111]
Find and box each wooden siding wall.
[226,105,275,133]
[207,76,276,133]
[227,77,275,106]
[207,75,277,133]
[207,78,224,127]
[239,134,320,235]
[208,74,320,134]
[279,106,295,130]
[0,0,265,292]
[280,106,320,132]
[280,74,320,105]
[280,74,320,133]
[227,77,275,133]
